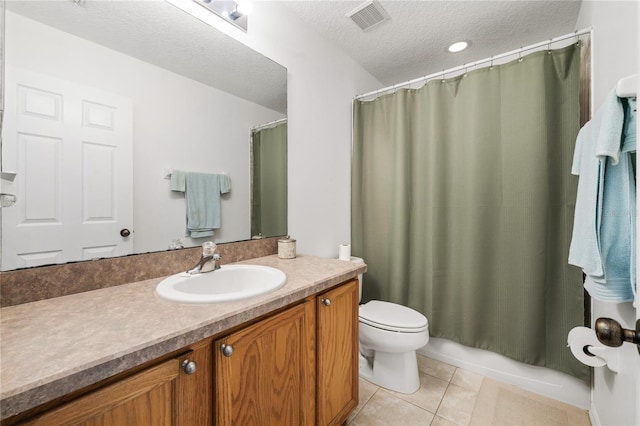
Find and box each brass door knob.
[594,317,640,351]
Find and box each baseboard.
[418,337,590,409]
[589,400,601,426]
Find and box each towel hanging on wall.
[569,85,636,304]
[170,170,231,238]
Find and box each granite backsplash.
[0,237,278,307]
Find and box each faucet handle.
[202,241,217,256]
[213,253,222,261]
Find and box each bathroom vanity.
[0,255,364,426]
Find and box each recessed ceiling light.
[448,41,469,53]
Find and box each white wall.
[575,2,639,425]
[5,12,283,254]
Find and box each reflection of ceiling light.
[193,0,250,31]
[236,1,253,16]
[225,8,242,20]
[225,1,252,20]
[448,41,469,53]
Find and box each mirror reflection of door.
[251,120,287,239]
[1,68,134,270]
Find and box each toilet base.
[358,350,420,394]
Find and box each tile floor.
[347,355,591,426]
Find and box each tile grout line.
[349,384,381,423]
[430,367,458,425]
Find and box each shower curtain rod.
[251,117,287,132]
[355,27,593,101]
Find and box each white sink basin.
[155,264,286,304]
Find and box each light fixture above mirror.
[193,0,251,32]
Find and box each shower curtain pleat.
[352,43,588,381]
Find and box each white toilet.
[351,257,429,394]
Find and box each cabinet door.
[19,347,211,426]
[214,301,316,426]
[317,279,359,426]
[22,358,181,426]
[176,343,213,426]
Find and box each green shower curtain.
[251,122,287,238]
[352,44,588,380]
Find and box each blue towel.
[569,90,636,303]
[170,171,231,238]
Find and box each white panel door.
[1,68,133,270]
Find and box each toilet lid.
[359,300,428,332]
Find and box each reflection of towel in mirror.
[170,171,231,238]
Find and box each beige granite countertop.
[0,255,366,421]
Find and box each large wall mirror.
[1,0,287,271]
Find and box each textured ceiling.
[6,1,287,113]
[282,0,583,87]
[8,1,582,109]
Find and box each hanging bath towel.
[569,90,636,303]
[171,170,231,238]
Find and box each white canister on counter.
[278,236,296,259]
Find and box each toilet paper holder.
[595,317,640,355]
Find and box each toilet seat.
[359,300,428,333]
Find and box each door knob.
[120,228,131,237]
[594,317,640,353]
[322,298,331,306]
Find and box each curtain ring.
[518,49,523,62]
[441,70,446,83]
[574,30,580,46]
[489,56,494,71]
[547,39,552,55]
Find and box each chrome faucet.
[187,242,221,274]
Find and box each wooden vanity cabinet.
[214,278,359,426]
[9,278,359,426]
[18,341,212,426]
[316,279,359,426]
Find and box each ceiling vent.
[346,1,390,32]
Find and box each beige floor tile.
[387,371,450,413]
[436,384,479,426]
[347,378,380,423]
[471,378,591,426]
[431,415,460,426]
[350,357,591,426]
[450,369,484,392]
[417,355,457,382]
[349,389,435,426]
[565,408,591,426]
